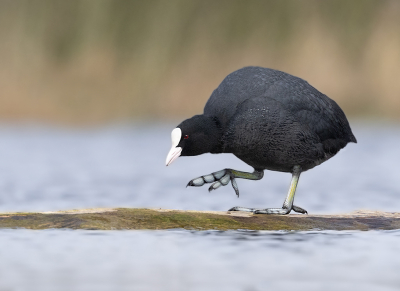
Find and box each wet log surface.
[0,208,399,231]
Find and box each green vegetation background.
[1,0,399,124]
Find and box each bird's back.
[204,66,356,160]
[204,67,281,128]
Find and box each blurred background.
[1,1,400,291]
[0,0,399,124]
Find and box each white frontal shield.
[166,128,182,166]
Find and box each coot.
[165,67,356,214]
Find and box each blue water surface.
[0,122,399,290]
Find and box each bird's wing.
[264,77,356,143]
[204,67,356,152]
[221,96,326,170]
[263,78,356,156]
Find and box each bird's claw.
[229,205,308,215]
[187,169,240,197]
[292,205,308,214]
[228,206,255,212]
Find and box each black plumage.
[178,66,356,172]
[167,66,356,214]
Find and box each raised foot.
[187,169,239,196]
[228,205,308,215]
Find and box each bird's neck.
[203,115,223,154]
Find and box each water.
[0,122,399,290]
[1,229,400,291]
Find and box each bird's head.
[165,115,222,166]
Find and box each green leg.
[256,165,306,214]
[229,166,307,215]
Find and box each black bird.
[165,66,356,214]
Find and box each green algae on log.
[0,208,400,231]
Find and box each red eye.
[184,135,189,139]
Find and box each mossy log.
[0,208,399,231]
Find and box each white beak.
[166,146,182,166]
[166,128,182,166]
